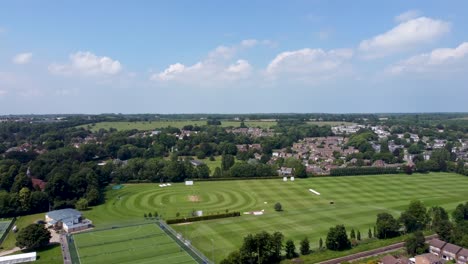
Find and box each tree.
[221,154,235,171]
[19,187,31,212]
[400,200,429,233]
[376,213,400,239]
[357,230,361,241]
[350,229,356,240]
[326,225,351,251]
[300,237,310,255]
[368,228,372,239]
[319,237,323,249]
[75,198,88,211]
[196,164,211,178]
[15,224,51,249]
[274,202,282,212]
[452,202,468,224]
[405,231,427,255]
[295,164,307,178]
[285,239,297,259]
[213,167,222,177]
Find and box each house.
[31,178,46,191]
[379,255,411,264]
[45,208,92,233]
[441,243,462,261]
[429,239,447,256]
[415,253,445,264]
[380,255,398,264]
[278,167,293,176]
[457,248,468,264]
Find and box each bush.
[274,202,282,212]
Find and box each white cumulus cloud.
[359,17,450,58]
[266,48,353,77]
[395,10,422,23]
[49,51,122,76]
[151,40,261,85]
[12,53,33,65]
[387,42,468,74]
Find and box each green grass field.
[78,120,277,132]
[73,223,196,264]
[82,172,468,262]
[0,214,45,250]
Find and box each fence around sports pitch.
[158,220,213,264]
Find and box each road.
[60,234,72,264]
[316,234,438,264]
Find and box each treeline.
[221,231,302,264]
[330,167,399,176]
[166,212,241,224]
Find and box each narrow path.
[60,234,72,264]
[316,234,437,264]
[0,247,21,257]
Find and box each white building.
[0,252,36,264]
[45,208,92,233]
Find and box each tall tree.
[399,200,429,233]
[285,239,297,259]
[376,213,400,239]
[326,225,351,251]
[300,237,310,255]
[221,154,235,171]
[404,231,427,255]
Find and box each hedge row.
[330,167,400,176]
[166,212,241,224]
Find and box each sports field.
[79,120,277,132]
[0,219,12,241]
[83,173,468,262]
[72,223,197,264]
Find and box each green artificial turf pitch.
[0,219,12,241]
[83,172,468,262]
[73,223,197,264]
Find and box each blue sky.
[1,0,467,114]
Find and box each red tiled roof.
[32,178,46,191]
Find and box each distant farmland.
[82,172,468,262]
[78,120,277,132]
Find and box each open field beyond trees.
[81,172,468,262]
[79,120,277,132]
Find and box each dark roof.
[398,257,410,264]
[381,255,398,264]
[416,253,445,264]
[429,238,447,249]
[443,242,462,254]
[458,248,468,258]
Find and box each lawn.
[0,213,62,264]
[82,172,468,262]
[78,120,276,132]
[0,213,45,250]
[72,223,197,264]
